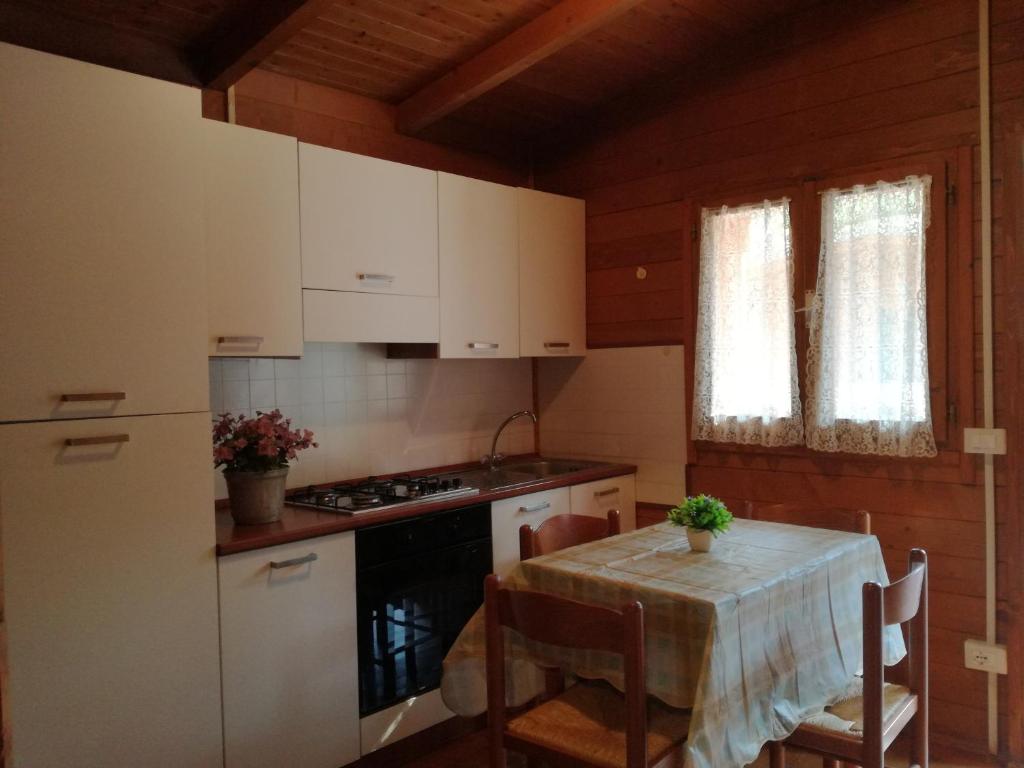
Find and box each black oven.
[355,503,492,716]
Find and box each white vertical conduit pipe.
[978,0,997,755]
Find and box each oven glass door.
[357,538,491,716]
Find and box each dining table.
[440,518,906,768]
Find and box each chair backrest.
[484,574,648,767]
[741,501,871,535]
[519,509,621,561]
[861,548,928,760]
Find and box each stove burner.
[347,492,382,510]
[286,474,478,515]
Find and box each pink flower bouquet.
[213,410,317,473]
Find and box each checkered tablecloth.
[441,519,905,768]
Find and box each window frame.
[685,149,968,472]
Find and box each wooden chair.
[484,574,689,768]
[519,509,621,560]
[771,549,929,768]
[741,501,871,535]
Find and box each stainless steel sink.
[499,459,591,477]
[446,468,537,492]
[441,458,600,492]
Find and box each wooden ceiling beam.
[396,0,645,135]
[0,2,200,86]
[194,0,335,91]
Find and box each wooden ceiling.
[0,0,819,153]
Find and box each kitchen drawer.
[303,288,439,343]
[490,487,570,576]
[570,475,637,532]
[219,531,360,768]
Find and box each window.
[691,198,804,447]
[805,175,937,457]
[688,153,960,462]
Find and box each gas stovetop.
[285,474,479,515]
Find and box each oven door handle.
[269,552,318,569]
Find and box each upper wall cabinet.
[299,144,439,343]
[204,120,303,358]
[518,188,586,357]
[299,144,438,295]
[438,173,519,359]
[0,44,208,423]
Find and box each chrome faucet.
[484,410,537,470]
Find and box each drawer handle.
[270,552,318,569]
[594,487,620,498]
[217,336,264,345]
[60,392,126,402]
[544,342,570,349]
[65,434,130,447]
[359,273,395,283]
[468,342,499,350]
[519,502,551,514]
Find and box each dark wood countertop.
[215,460,637,556]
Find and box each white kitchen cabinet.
[570,474,637,532]
[518,188,587,357]
[219,532,360,768]
[438,172,520,358]
[490,487,570,576]
[203,119,303,357]
[0,412,222,768]
[299,143,438,297]
[303,288,439,343]
[0,43,208,422]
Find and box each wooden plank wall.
[536,0,1024,758]
[201,68,528,186]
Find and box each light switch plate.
[964,639,1007,674]
[963,427,1007,455]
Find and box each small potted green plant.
[667,495,733,552]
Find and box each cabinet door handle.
[217,336,264,345]
[60,392,126,402]
[468,342,499,350]
[65,434,130,447]
[544,342,570,349]
[594,487,620,498]
[358,273,395,283]
[519,502,551,514]
[270,552,318,569]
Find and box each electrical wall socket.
[964,639,1007,674]
[963,427,1007,454]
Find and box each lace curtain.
[805,175,937,457]
[692,199,804,446]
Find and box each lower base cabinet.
[219,532,360,768]
[570,475,637,532]
[490,487,570,575]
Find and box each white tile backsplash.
[210,342,535,498]
[537,346,687,506]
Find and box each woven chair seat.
[507,680,690,768]
[799,677,914,734]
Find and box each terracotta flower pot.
[225,467,289,525]
[686,527,714,553]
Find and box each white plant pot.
[686,528,714,553]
